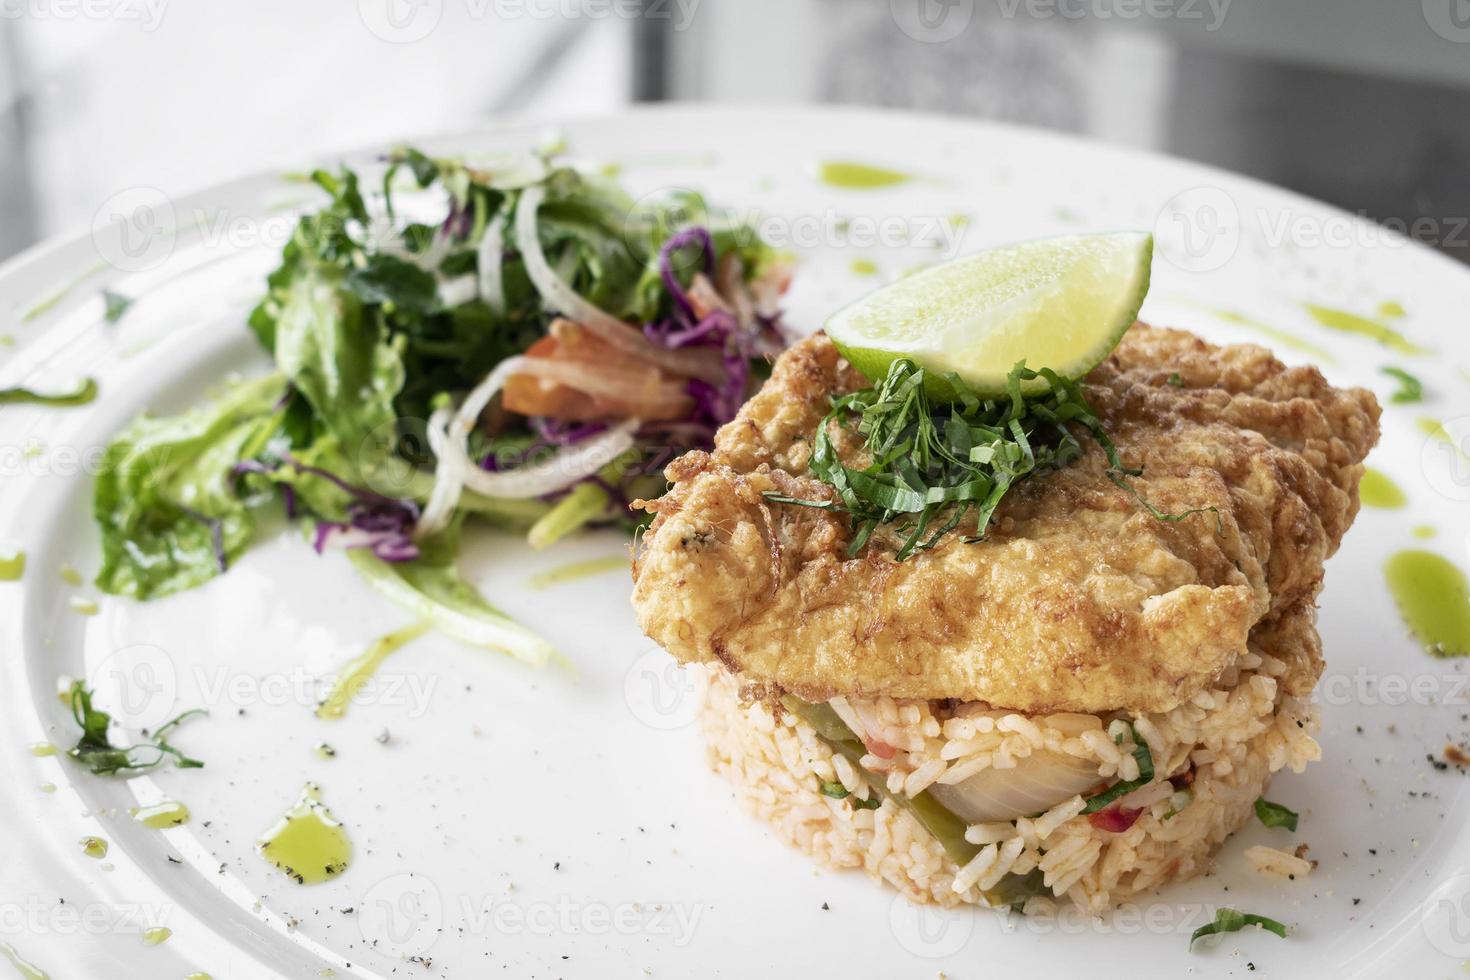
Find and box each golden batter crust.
[630,326,1379,714]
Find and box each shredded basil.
[1081,724,1155,814]
[1190,907,1288,948]
[818,780,850,799]
[1381,366,1423,404]
[764,357,1216,560]
[66,681,205,776]
[1254,797,1299,831]
[102,289,133,324]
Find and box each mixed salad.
[94,146,791,663]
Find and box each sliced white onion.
[460,418,637,499]
[414,354,643,539]
[515,185,723,383]
[477,212,507,314]
[415,406,464,539]
[437,274,478,308]
[926,751,1104,824]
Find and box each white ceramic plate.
[1,105,1468,980]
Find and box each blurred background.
[1,0,1468,263]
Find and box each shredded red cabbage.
[234,456,422,562]
[313,500,420,562]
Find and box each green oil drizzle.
[817,160,913,190]
[20,262,107,324]
[1412,525,1436,539]
[258,785,352,884]
[850,258,879,277]
[1304,303,1430,355]
[79,836,108,859]
[528,556,629,590]
[27,742,56,757]
[69,596,99,616]
[59,564,82,586]
[185,974,213,980]
[38,783,55,794]
[1385,550,1470,657]
[1359,468,1407,509]
[0,550,25,581]
[1199,308,1336,363]
[140,927,171,947]
[130,801,190,828]
[0,942,49,980]
[1377,300,1406,318]
[315,621,430,721]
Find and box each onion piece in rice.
[926,751,1104,823]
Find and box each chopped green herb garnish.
[1189,907,1288,948]
[1381,366,1424,404]
[1081,724,1155,814]
[1166,372,1184,387]
[849,794,881,810]
[763,358,1215,560]
[818,779,850,799]
[0,378,98,407]
[1254,797,1299,831]
[102,289,133,324]
[66,681,205,775]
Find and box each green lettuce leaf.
[95,374,287,598]
[272,268,406,463]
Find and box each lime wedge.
[826,232,1153,397]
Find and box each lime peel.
[826,232,1153,398]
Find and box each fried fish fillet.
[631,325,1380,715]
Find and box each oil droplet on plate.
[1384,550,1470,657]
[315,622,430,721]
[27,742,56,757]
[130,801,190,829]
[185,974,212,980]
[1303,303,1430,355]
[1358,468,1406,509]
[68,596,99,616]
[58,564,82,586]
[38,783,55,794]
[1411,525,1436,539]
[527,556,630,590]
[258,785,352,885]
[79,836,108,859]
[849,258,879,278]
[816,160,913,190]
[0,549,25,582]
[140,927,171,946]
